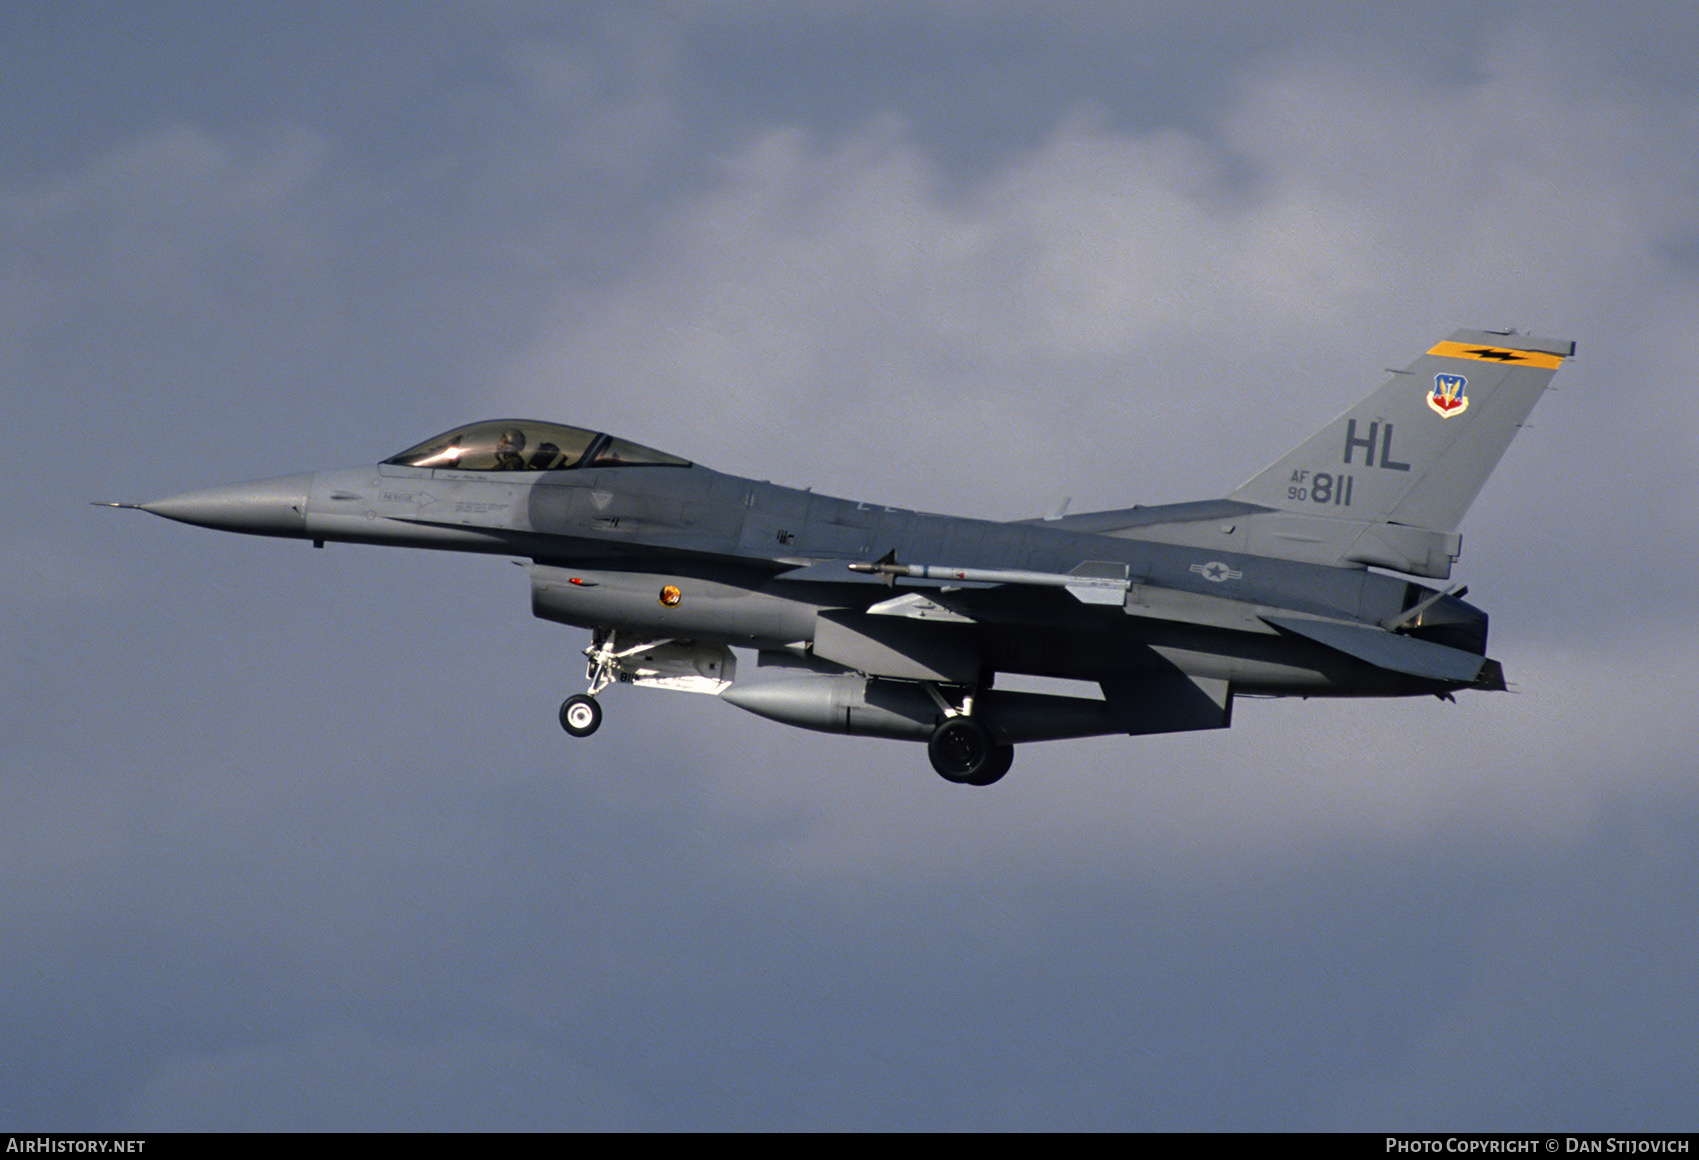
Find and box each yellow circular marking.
[659,585,682,607]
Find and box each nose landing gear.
[556,630,625,739]
[557,630,738,739]
[559,693,603,737]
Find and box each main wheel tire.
[560,693,603,737]
[965,742,1015,786]
[928,718,995,784]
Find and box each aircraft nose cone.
[142,473,313,537]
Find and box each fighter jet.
[115,328,1571,785]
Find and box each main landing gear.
[920,682,1015,786]
[927,718,1014,786]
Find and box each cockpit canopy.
[384,420,691,473]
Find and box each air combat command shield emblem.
[1429,373,1469,417]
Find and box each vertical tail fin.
[1232,329,1572,531]
[1223,329,1572,576]
[1024,328,1571,579]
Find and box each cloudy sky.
[5,0,1698,1130]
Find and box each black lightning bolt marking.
[1463,348,1525,362]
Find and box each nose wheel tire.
[560,693,603,737]
[928,718,1014,786]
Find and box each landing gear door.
[589,634,738,695]
[625,641,737,694]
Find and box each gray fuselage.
[254,456,1485,699]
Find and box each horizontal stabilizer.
[1261,615,1485,683]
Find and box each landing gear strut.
[927,717,1015,786]
[559,629,625,739]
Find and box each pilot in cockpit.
[493,428,528,471]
